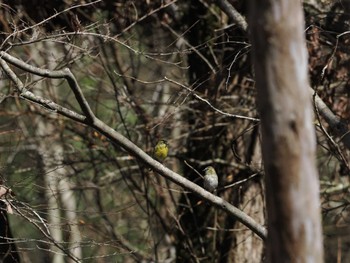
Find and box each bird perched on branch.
[203,166,218,193]
[153,140,169,163]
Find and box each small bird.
[153,140,169,163]
[203,166,218,193]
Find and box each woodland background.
[0,0,349,262]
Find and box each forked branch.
[0,51,267,240]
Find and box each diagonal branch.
[0,51,95,122]
[0,52,267,240]
[310,87,350,150]
[216,0,248,31]
[0,57,86,123]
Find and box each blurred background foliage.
[0,0,349,262]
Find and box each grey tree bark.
[249,0,324,262]
[33,42,82,263]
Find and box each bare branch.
[217,0,248,31]
[117,0,178,37]
[0,51,95,121]
[310,87,350,150]
[0,53,267,240]
[92,118,267,239]
[0,57,86,123]
[10,200,80,262]
[165,76,259,122]
[0,0,102,50]
[161,20,216,74]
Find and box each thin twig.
[10,200,80,262]
[1,53,267,240]
[117,0,178,37]
[0,57,86,122]
[223,173,259,190]
[1,0,102,50]
[165,76,260,122]
[0,51,95,121]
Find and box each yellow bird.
[203,166,218,193]
[153,140,169,163]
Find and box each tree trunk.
[249,0,324,262]
[34,42,82,262]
